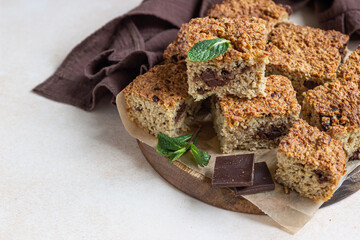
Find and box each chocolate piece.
[240,65,251,73]
[314,169,330,183]
[235,162,275,196]
[304,80,318,90]
[212,154,255,187]
[152,95,159,102]
[174,103,186,123]
[255,124,286,140]
[270,92,281,98]
[200,69,230,87]
[196,88,208,94]
[349,151,360,161]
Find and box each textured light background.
[1,0,360,239]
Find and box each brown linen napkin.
[33,0,360,111]
[274,0,360,36]
[33,0,222,110]
[315,0,360,37]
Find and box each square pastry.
[211,75,301,153]
[164,17,269,101]
[266,22,349,101]
[302,80,360,160]
[206,0,291,32]
[122,62,201,137]
[276,119,346,202]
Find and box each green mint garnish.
[156,130,210,167]
[189,143,210,167]
[188,38,230,62]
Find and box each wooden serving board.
[138,140,360,214]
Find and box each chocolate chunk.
[221,69,230,77]
[197,88,208,94]
[314,169,329,183]
[200,69,230,87]
[135,107,143,112]
[154,87,161,91]
[321,116,333,131]
[235,162,275,196]
[212,154,255,187]
[349,151,360,161]
[174,103,186,123]
[303,80,319,90]
[171,54,185,62]
[152,95,159,102]
[330,106,339,111]
[255,124,286,140]
[270,92,281,98]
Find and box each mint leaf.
[174,133,193,142]
[156,144,173,158]
[190,143,210,167]
[156,131,210,167]
[188,38,230,62]
[193,136,199,145]
[169,148,187,163]
[157,132,188,151]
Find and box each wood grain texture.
[138,141,360,214]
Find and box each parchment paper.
[116,92,360,234]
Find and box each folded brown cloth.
[315,0,360,37]
[275,0,360,36]
[33,0,360,111]
[33,0,222,110]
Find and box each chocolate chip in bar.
[212,154,255,188]
[201,69,230,87]
[235,162,275,196]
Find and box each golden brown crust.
[122,62,188,108]
[267,22,349,82]
[206,0,290,30]
[338,46,360,82]
[163,17,268,64]
[302,79,360,145]
[218,75,300,125]
[278,119,346,176]
[303,80,360,135]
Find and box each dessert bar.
[122,62,200,137]
[302,80,360,160]
[164,17,269,101]
[211,75,300,153]
[206,0,291,32]
[275,119,346,202]
[266,22,349,101]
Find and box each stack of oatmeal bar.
[122,0,360,202]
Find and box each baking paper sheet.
[116,92,360,234]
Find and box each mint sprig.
[188,38,230,62]
[156,130,210,167]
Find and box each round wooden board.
[138,140,360,214]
